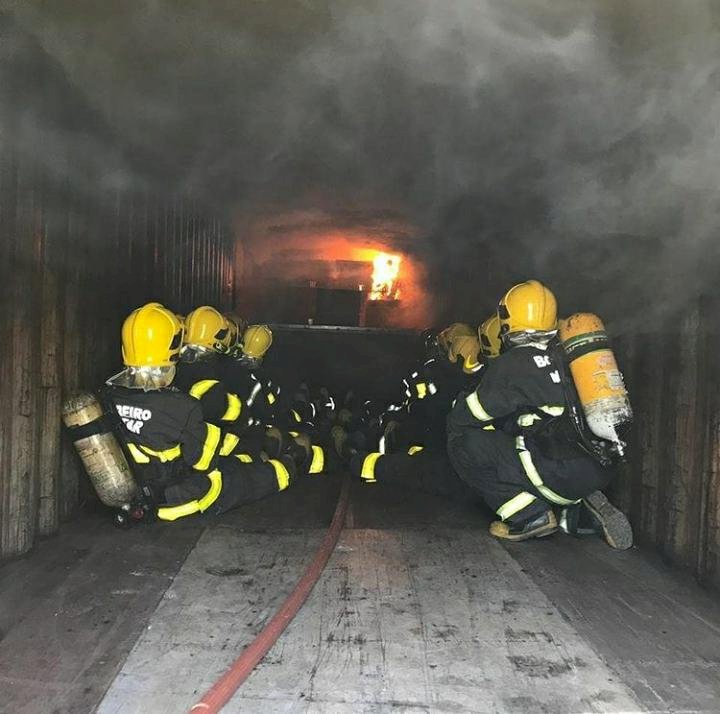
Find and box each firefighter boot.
[292,432,325,475]
[490,510,558,542]
[582,491,633,550]
[263,426,284,459]
[282,438,311,474]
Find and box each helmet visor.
[106,365,176,391]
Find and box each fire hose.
[189,471,351,714]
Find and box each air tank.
[559,313,632,455]
[62,392,138,508]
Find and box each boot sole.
[583,491,633,550]
[493,523,559,542]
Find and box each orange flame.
[370,252,401,300]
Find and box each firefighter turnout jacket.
[175,354,253,456]
[105,386,293,521]
[447,342,613,519]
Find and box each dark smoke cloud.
[5,0,720,326]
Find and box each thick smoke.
[5,0,720,326]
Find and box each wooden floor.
[1,475,719,713]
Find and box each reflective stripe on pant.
[360,452,382,483]
[158,470,223,521]
[358,450,471,500]
[515,436,579,507]
[447,429,548,524]
[496,491,538,521]
[160,457,295,520]
[309,445,325,474]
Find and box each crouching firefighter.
[344,321,494,500]
[446,280,633,549]
[101,302,305,522]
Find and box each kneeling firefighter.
[379,322,484,456]
[344,322,487,501]
[446,280,632,548]
[92,302,304,521]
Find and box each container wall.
[0,143,233,558]
[605,301,719,588]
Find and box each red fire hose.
[189,472,351,714]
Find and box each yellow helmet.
[185,306,232,351]
[479,314,502,358]
[437,323,475,354]
[242,324,273,359]
[447,335,482,374]
[498,280,557,335]
[122,303,183,368]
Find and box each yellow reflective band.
[127,443,150,464]
[291,409,302,423]
[540,405,565,416]
[361,452,382,483]
[288,431,300,438]
[219,432,240,456]
[157,501,198,521]
[466,392,492,421]
[222,393,242,421]
[193,423,221,471]
[309,445,325,474]
[408,446,424,455]
[235,453,253,463]
[497,491,537,521]
[518,413,541,427]
[139,443,182,462]
[267,392,276,405]
[515,437,579,506]
[483,424,496,431]
[157,470,223,521]
[197,471,223,510]
[416,382,427,399]
[269,459,291,490]
[465,358,482,373]
[189,379,219,399]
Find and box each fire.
[370,252,401,300]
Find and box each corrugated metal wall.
[611,302,720,588]
[0,143,233,558]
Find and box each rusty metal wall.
[0,143,233,558]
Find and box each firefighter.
[104,303,304,521]
[446,280,631,548]
[342,322,485,500]
[174,306,256,458]
[227,324,280,424]
[478,313,502,360]
[221,325,326,474]
[380,322,484,455]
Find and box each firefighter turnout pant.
[158,454,294,521]
[446,428,615,525]
[354,449,473,502]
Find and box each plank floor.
[1,476,718,713]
